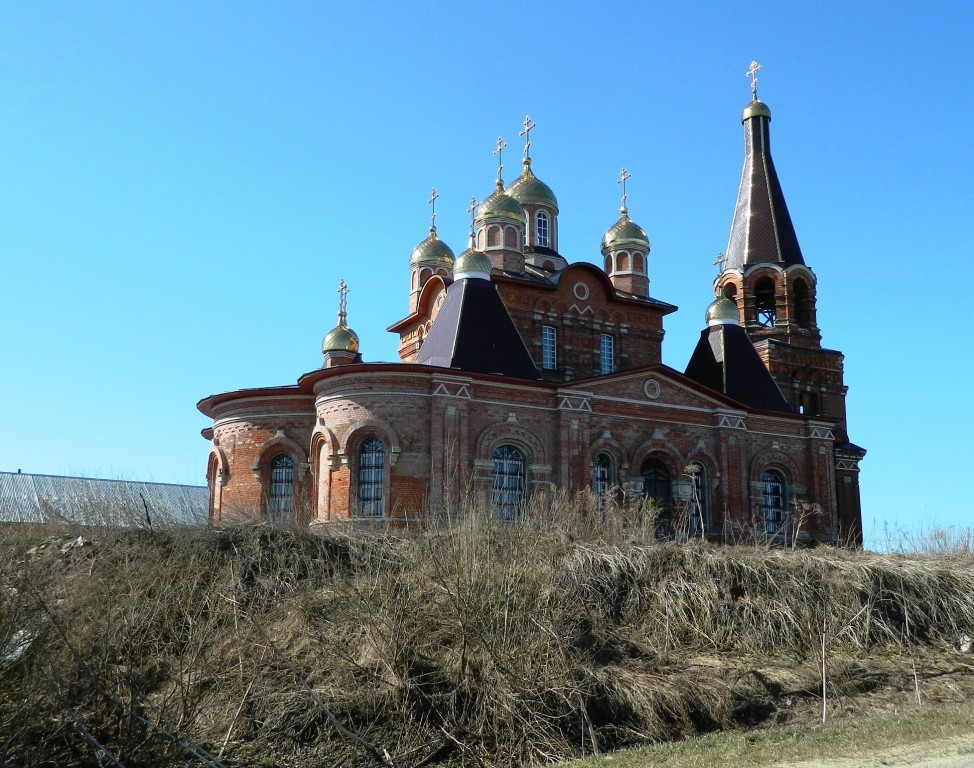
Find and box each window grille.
[687,464,707,535]
[268,454,295,523]
[592,453,612,510]
[358,437,385,517]
[599,334,614,374]
[536,211,549,248]
[492,445,525,520]
[541,326,557,370]
[761,469,786,534]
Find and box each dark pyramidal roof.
[416,277,540,379]
[684,322,792,412]
[724,99,805,271]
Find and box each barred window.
[536,211,549,248]
[268,454,295,523]
[357,437,385,517]
[687,464,708,535]
[592,453,613,510]
[541,326,557,370]
[492,445,525,520]
[599,334,614,374]
[761,469,786,534]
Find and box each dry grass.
[3,496,974,767]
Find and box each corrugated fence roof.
[0,471,207,527]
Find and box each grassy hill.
[2,499,973,767]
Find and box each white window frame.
[599,334,614,374]
[536,210,549,248]
[541,326,557,370]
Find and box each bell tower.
[716,63,865,543]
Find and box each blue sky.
[1,2,971,547]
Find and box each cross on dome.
[493,137,507,182]
[519,116,536,162]
[713,251,727,275]
[428,188,439,230]
[466,196,478,233]
[337,279,349,325]
[747,61,761,100]
[617,167,632,213]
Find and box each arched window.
[632,253,643,273]
[536,211,549,248]
[686,464,708,536]
[207,453,221,522]
[618,252,630,271]
[492,445,525,520]
[487,226,501,247]
[793,279,813,325]
[723,283,737,300]
[592,453,613,510]
[604,255,613,273]
[504,226,518,248]
[760,468,786,535]
[357,437,385,517]
[268,454,295,523]
[641,457,671,537]
[755,277,777,327]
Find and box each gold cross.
[337,279,349,318]
[467,196,478,229]
[618,167,632,211]
[713,252,727,274]
[519,116,536,160]
[493,137,507,181]
[428,188,439,229]
[747,61,761,100]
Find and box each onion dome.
[742,99,771,122]
[601,210,650,251]
[506,160,558,210]
[409,227,455,268]
[322,323,359,354]
[454,247,492,279]
[475,180,526,223]
[706,294,740,325]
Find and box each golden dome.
[322,323,360,354]
[475,182,526,223]
[601,211,650,251]
[706,295,740,325]
[742,99,771,122]
[409,227,455,267]
[453,247,492,277]
[506,162,559,210]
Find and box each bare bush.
[3,509,974,766]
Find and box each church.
[198,67,865,544]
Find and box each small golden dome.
[506,162,559,210]
[706,295,740,325]
[741,99,771,122]
[454,247,492,277]
[322,323,360,354]
[475,182,526,223]
[601,211,650,251]
[409,227,455,267]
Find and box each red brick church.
[198,70,865,544]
